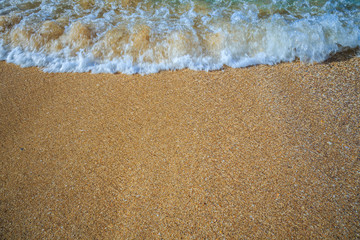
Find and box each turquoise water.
[0,0,359,74]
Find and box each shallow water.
[0,0,359,74]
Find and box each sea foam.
[0,0,359,74]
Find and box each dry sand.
[0,55,359,239]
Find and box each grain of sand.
[1,56,359,239]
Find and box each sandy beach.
[0,56,359,238]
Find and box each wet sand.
[0,57,359,239]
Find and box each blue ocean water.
[0,0,359,74]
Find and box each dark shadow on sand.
[323,47,359,64]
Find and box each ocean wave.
[0,0,359,74]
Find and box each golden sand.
[0,57,359,238]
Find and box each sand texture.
[1,57,359,239]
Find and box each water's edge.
[0,0,359,74]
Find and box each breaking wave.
[0,0,359,74]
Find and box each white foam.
[0,0,359,74]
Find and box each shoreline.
[1,58,359,238]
